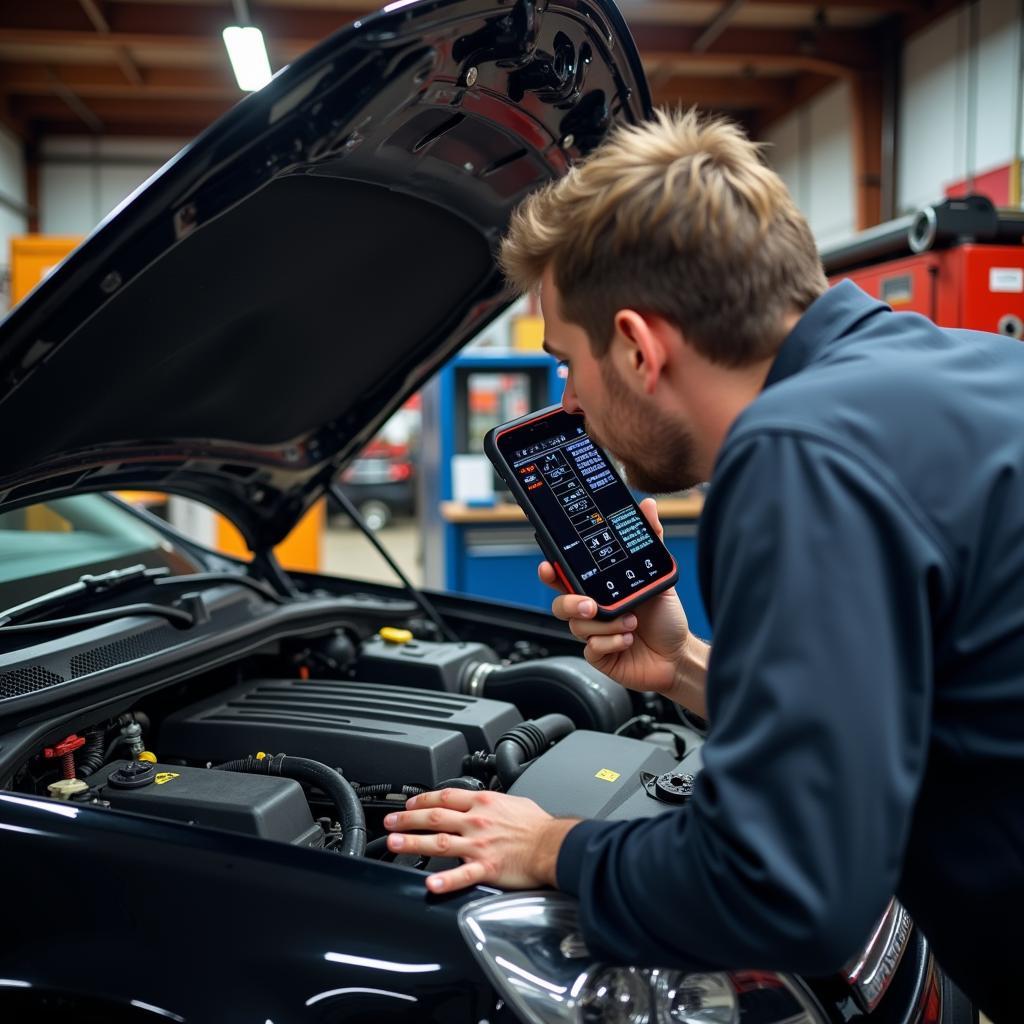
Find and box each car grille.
[68,627,179,678]
[0,664,66,700]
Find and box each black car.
[332,452,416,529]
[0,0,974,1021]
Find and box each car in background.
[331,404,420,529]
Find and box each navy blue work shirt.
[556,280,1024,1022]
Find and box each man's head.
[500,109,827,489]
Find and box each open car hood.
[0,0,648,551]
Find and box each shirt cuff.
[555,818,625,894]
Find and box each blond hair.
[500,108,827,365]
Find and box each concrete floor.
[322,519,423,587]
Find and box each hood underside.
[0,0,648,550]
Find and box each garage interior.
[0,0,1015,622]
[0,2,1017,1020]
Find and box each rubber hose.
[433,776,487,792]
[214,754,366,857]
[477,657,631,732]
[494,714,575,789]
[353,783,425,800]
[75,729,106,778]
[102,733,128,762]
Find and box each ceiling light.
[222,25,272,92]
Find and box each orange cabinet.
[10,235,83,306]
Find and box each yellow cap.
[256,751,268,760]
[137,750,157,763]
[378,627,414,645]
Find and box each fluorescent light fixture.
[223,25,272,92]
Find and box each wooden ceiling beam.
[24,118,206,138]
[0,64,240,101]
[742,0,922,9]
[77,0,110,34]
[0,93,27,139]
[77,0,146,86]
[44,68,104,133]
[0,27,316,63]
[756,71,838,129]
[0,3,880,74]
[649,73,795,109]
[0,1,359,43]
[693,0,746,55]
[901,0,966,36]
[113,49,144,87]
[631,25,880,76]
[13,94,235,126]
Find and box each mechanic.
[384,109,1024,1021]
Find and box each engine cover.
[508,730,703,820]
[159,677,522,786]
[90,760,322,845]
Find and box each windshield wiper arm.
[0,603,195,634]
[0,564,171,628]
[0,565,284,634]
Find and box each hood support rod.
[251,548,300,599]
[329,483,459,643]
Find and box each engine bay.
[5,605,708,872]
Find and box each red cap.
[43,734,86,759]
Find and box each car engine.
[9,626,706,865]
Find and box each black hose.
[433,776,487,792]
[476,657,631,732]
[214,753,366,857]
[76,729,107,778]
[353,783,426,801]
[365,835,392,858]
[103,734,128,762]
[494,714,575,789]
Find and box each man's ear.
[613,309,669,395]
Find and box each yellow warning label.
[595,769,620,782]
[154,772,180,785]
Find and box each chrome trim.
[459,892,830,1024]
[844,899,912,1012]
[464,660,499,697]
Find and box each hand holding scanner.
[484,405,678,620]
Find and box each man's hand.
[383,788,579,894]
[539,498,709,716]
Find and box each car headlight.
[458,892,827,1024]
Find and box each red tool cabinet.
[822,196,1024,339]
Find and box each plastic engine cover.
[159,677,522,786]
[508,730,698,820]
[91,760,322,845]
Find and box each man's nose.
[561,376,582,415]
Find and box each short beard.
[593,359,702,493]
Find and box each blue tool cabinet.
[420,350,711,639]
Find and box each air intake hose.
[75,728,107,778]
[214,753,366,857]
[467,656,631,733]
[494,713,575,789]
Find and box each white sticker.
[990,267,1024,293]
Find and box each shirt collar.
[764,279,890,389]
